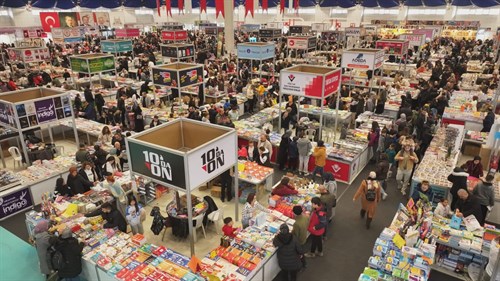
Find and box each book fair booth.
[236,42,276,80]
[375,39,410,74]
[286,36,317,58]
[341,48,385,94]
[69,53,117,89]
[160,43,196,63]
[151,62,204,102]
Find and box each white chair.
[8,147,23,169]
[207,209,224,234]
[305,129,316,141]
[54,146,65,157]
[192,214,206,242]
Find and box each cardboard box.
[479,145,492,168]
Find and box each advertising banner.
[161,30,188,41]
[187,134,237,190]
[324,70,341,97]
[70,56,115,74]
[21,48,50,63]
[287,37,316,50]
[280,69,341,98]
[341,49,385,70]
[376,40,409,56]
[178,66,203,88]
[236,44,275,60]
[345,27,365,37]
[115,28,140,38]
[101,41,133,53]
[128,141,186,189]
[101,41,116,53]
[0,102,16,129]
[399,34,425,48]
[161,45,195,58]
[34,98,57,124]
[259,28,281,38]
[152,68,178,87]
[0,186,33,220]
[290,25,311,34]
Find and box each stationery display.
[237,161,274,185]
[268,176,320,218]
[13,156,77,185]
[464,130,488,144]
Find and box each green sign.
[101,41,116,53]
[116,41,132,52]
[128,141,186,189]
[70,56,115,73]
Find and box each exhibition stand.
[7,46,50,70]
[289,25,312,35]
[236,42,276,80]
[151,62,204,103]
[160,43,195,63]
[69,53,117,89]
[344,27,366,48]
[375,39,410,74]
[125,118,238,256]
[286,36,317,58]
[399,33,426,56]
[114,28,140,38]
[341,48,385,95]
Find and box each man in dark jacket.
[376,154,390,200]
[273,224,303,281]
[447,167,469,210]
[75,143,92,163]
[66,166,93,195]
[53,228,84,280]
[85,202,127,233]
[411,180,434,204]
[455,189,484,224]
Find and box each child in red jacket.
[222,217,239,238]
[305,197,326,258]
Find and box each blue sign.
[0,186,33,220]
[237,44,275,60]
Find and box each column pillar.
[224,0,235,55]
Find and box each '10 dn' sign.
[143,151,172,181]
[201,147,224,173]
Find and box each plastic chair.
[192,214,206,242]
[8,147,23,169]
[207,208,224,234]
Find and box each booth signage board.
[376,40,409,56]
[179,66,204,88]
[161,45,195,58]
[399,34,425,48]
[241,24,260,32]
[287,37,317,50]
[0,186,33,220]
[290,26,312,34]
[0,101,16,129]
[321,31,342,41]
[236,44,275,60]
[204,27,224,35]
[364,25,378,35]
[186,134,237,189]
[16,28,43,39]
[64,37,82,43]
[259,29,281,38]
[102,41,133,53]
[412,29,435,41]
[161,30,188,41]
[267,22,283,29]
[280,68,341,98]
[152,68,178,87]
[128,141,186,189]
[345,27,365,37]
[16,95,72,129]
[23,48,50,63]
[51,27,81,39]
[70,56,115,74]
[115,28,140,38]
[311,23,329,32]
[341,49,385,70]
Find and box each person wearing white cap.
[353,171,381,229]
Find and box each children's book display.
[268,176,320,218]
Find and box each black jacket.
[375,160,390,181]
[54,237,83,278]
[456,195,484,223]
[78,168,98,183]
[54,183,73,198]
[85,209,127,233]
[93,148,108,167]
[84,89,94,104]
[447,170,469,196]
[272,233,303,271]
[482,111,495,132]
[66,174,92,195]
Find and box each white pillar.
[224,0,235,55]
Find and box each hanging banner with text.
[280,68,341,98]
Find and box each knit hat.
[279,223,289,234]
[34,220,49,234]
[61,228,72,239]
[292,206,302,216]
[369,171,377,179]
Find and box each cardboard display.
[69,53,116,74]
[161,30,188,41]
[236,42,275,60]
[152,63,204,88]
[160,43,195,59]
[7,47,50,63]
[115,28,140,38]
[287,36,317,50]
[399,34,426,49]
[279,65,341,98]
[341,48,385,70]
[375,39,410,56]
[101,40,133,53]
[259,28,282,39]
[289,25,312,35]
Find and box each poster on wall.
[94,12,110,27]
[179,66,203,88]
[59,12,78,28]
[78,12,95,26]
[152,68,178,87]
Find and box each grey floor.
[0,162,460,281]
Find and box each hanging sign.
[287,36,316,50]
[115,28,140,38]
[178,66,204,88]
[376,40,409,56]
[280,67,341,98]
[259,28,281,38]
[345,27,365,37]
[236,43,275,60]
[161,30,188,41]
[0,186,33,220]
[341,49,385,70]
[399,34,425,49]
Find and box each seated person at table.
[455,189,484,224]
[434,198,453,218]
[98,126,112,144]
[54,177,72,198]
[411,180,434,204]
[111,130,125,148]
[79,161,98,183]
[150,115,161,128]
[462,156,484,179]
[222,217,239,238]
[103,153,121,176]
[272,177,298,196]
[75,143,92,163]
[85,202,127,233]
[66,166,94,195]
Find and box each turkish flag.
[40,12,60,32]
[245,0,254,18]
[215,0,224,18]
[261,0,268,11]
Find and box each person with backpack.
[353,171,381,229]
[273,223,304,281]
[34,220,54,279]
[305,197,327,258]
[52,228,84,281]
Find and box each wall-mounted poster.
[59,12,78,28]
[78,12,95,27]
[94,12,110,27]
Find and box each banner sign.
[236,43,275,60]
[128,141,186,189]
[321,31,342,42]
[186,135,237,189]
[240,24,260,32]
[101,40,133,53]
[345,27,365,37]
[178,66,203,88]
[161,44,195,58]
[115,28,140,38]
[0,186,33,220]
[311,23,330,32]
[289,25,311,34]
[399,34,425,49]
[363,25,378,35]
[51,27,81,39]
[16,95,72,129]
[161,30,188,41]
[7,48,50,63]
[280,68,341,98]
[287,36,316,50]
[34,98,57,123]
[152,68,178,87]
[412,29,435,41]
[341,49,385,70]
[267,22,283,29]
[70,56,115,74]
[376,40,409,56]
[259,28,281,38]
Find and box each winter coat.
[456,195,484,223]
[53,237,84,278]
[272,233,303,271]
[482,111,495,132]
[66,174,92,195]
[375,160,390,180]
[320,192,336,220]
[447,170,469,196]
[78,168,97,183]
[411,183,434,203]
[277,136,290,164]
[272,184,298,196]
[297,138,312,157]
[308,208,326,236]
[353,180,381,219]
[312,146,327,167]
[85,209,127,233]
[203,195,218,226]
[465,160,484,178]
[291,215,309,245]
[34,232,53,275]
[473,181,495,207]
[288,141,299,159]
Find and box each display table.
[442,107,486,132]
[237,161,274,199]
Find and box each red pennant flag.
[280,0,285,14]
[200,0,207,13]
[178,0,184,13]
[294,0,299,13]
[165,0,172,17]
[215,0,224,18]
[156,0,161,16]
[245,0,254,18]
[261,0,268,11]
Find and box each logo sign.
[259,29,281,38]
[364,25,378,35]
[0,187,33,220]
[290,26,311,34]
[178,66,203,87]
[341,50,385,70]
[128,141,186,189]
[201,147,225,173]
[326,161,350,182]
[152,68,177,87]
[287,37,314,50]
[324,71,341,95]
[399,34,425,48]
[35,98,56,123]
[345,27,364,37]
[236,44,275,60]
[280,68,341,98]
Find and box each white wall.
[3,5,499,30]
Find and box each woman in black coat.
[447,167,469,210]
[66,167,93,195]
[273,224,303,281]
[53,228,84,279]
[482,109,495,132]
[134,106,145,132]
[277,131,291,170]
[78,162,99,183]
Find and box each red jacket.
[222,225,237,238]
[308,208,326,236]
[271,184,298,196]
